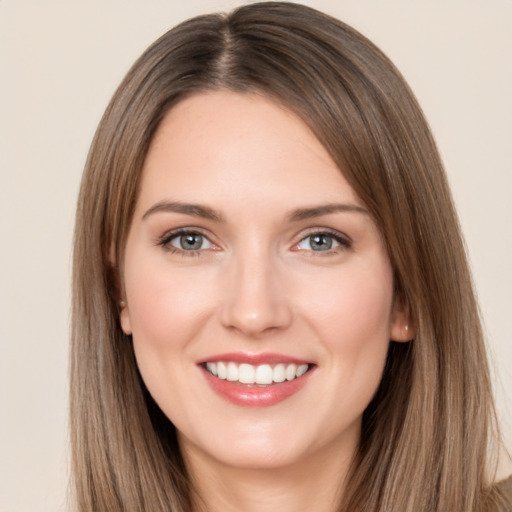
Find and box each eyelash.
[157,228,215,257]
[156,228,351,257]
[292,228,351,255]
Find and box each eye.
[158,229,216,254]
[294,231,350,252]
[171,232,211,251]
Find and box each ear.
[390,299,415,342]
[109,244,132,336]
[119,300,132,336]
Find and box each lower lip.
[200,366,313,407]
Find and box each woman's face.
[120,91,408,471]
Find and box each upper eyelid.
[295,227,351,243]
[156,226,351,250]
[158,226,215,243]
[157,228,219,256]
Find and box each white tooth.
[227,362,238,381]
[217,361,227,379]
[296,364,308,377]
[255,364,273,385]
[206,362,217,376]
[273,364,286,383]
[238,364,256,384]
[285,364,297,381]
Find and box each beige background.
[0,1,510,510]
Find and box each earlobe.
[119,300,132,335]
[390,303,415,342]
[109,245,131,335]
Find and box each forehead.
[137,90,362,212]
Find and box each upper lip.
[197,352,312,366]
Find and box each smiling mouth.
[203,361,310,385]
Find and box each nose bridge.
[220,241,292,336]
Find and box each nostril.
[219,294,293,336]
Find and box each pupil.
[181,233,202,250]
[311,234,332,251]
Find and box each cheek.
[302,261,393,345]
[125,256,216,346]
[123,253,220,419]
[122,249,220,400]
[295,255,394,401]
[330,279,391,345]
[299,260,394,428]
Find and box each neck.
[181,433,357,512]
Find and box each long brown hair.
[71,2,505,510]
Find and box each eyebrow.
[142,200,367,223]
[287,203,368,222]
[142,201,225,222]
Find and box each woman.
[71,2,511,510]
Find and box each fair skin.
[120,91,411,512]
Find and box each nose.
[219,249,292,337]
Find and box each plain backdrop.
[0,1,510,510]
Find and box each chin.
[203,440,307,471]
[177,415,309,467]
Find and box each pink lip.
[197,352,315,408]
